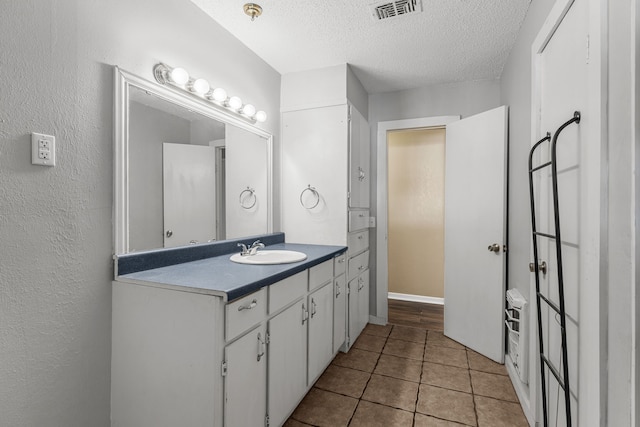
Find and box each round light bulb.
[255,111,267,122]
[210,87,227,102]
[242,104,256,117]
[191,78,210,95]
[228,96,243,110]
[169,67,189,85]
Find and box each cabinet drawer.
[348,210,369,232]
[348,250,369,279]
[226,288,267,341]
[334,253,347,277]
[348,230,369,255]
[309,260,333,291]
[269,271,307,314]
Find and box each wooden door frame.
[530,0,607,424]
[374,116,459,324]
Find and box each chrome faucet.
[238,240,265,256]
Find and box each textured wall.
[0,0,280,425]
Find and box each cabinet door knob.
[238,299,258,311]
[335,283,341,298]
[311,298,317,318]
[257,333,265,362]
[301,303,309,325]
[487,243,501,253]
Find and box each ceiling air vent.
[371,0,422,21]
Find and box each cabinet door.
[357,269,370,336]
[348,276,359,347]
[224,324,267,427]
[308,282,334,383]
[268,300,308,427]
[333,274,347,353]
[348,106,370,209]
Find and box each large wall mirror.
[114,67,273,254]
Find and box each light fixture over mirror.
[153,63,267,123]
[114,67,273,255]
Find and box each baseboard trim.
[505,355,533,426]
[388,292,444,305]
[368,315,386,326]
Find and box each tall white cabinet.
[281,64,371,350]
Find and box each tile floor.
[285,323,528,427]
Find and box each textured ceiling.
[191,0,531,94]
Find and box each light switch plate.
[32,132,56,166]
[369,216,376,228]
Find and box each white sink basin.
[230,250,307,265]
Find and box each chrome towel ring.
[300,185,320,209]
[239,187,257,209]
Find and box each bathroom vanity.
[111,235,347,427]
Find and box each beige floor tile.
[427,330,465,350]
[470,370,518,402]
[353,333,387,353]
[475,395,528,427]
[374,353,423,382]
[290,388,358,427]
[467,350,508,376]
[383,338,425,360]
[417,384,477,426]
[389,325,428,343]
[424,345,468,368]
[332,348,380,373]
[422,362,472,393]
[283,418,313,426]
[314,364,371,398]
[414,413,470,426]
[363,323,393,337]
[362,374,419,412]
[350,400,414,427]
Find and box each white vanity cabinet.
[112,253,346,427]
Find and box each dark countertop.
[116,242,347,302]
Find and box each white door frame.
[530,0,607,424]
[375,116,460,323]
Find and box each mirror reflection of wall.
[126,85,269,252]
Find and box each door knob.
[529,261,547,275]
[165,230,173,238]
[487,243,501,253]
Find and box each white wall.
[368,79,501,315]
[0,0,280,425]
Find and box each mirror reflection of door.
[213,143,226,241]
[162,143,217,248]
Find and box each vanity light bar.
[153,63,267,123]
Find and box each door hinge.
[347,191,350,200]
[265,414,270,427]
[265,331,270,344]
[221,361,228,377]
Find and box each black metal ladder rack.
[528,111,581,427]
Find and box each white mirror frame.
[113,66,273,255]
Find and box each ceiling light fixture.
[243,3,263,21]
[153,63,267,123]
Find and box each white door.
[333,274,347,353]
[349,106,370,209]
[308,283,334,384]
[444,105,508,363]
[224,324,267,427]
[162,143,216,247]
[533,0,588,424]
[267,300,307,427]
